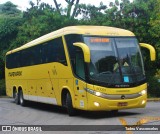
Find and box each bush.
[0,79,6,96]
[147,77,160,97]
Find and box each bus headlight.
[95,91,101,96]
[85,88,105,97]
[85,88,95,95]
[139,89,147,95]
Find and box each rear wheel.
[14,91,20,105]
[66,92,76,116]
[19,90,26,106]
[13,90,16,102]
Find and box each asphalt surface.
[0,97,160,134]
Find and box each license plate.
[117,102,128,106]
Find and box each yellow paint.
[119,118,133,134]
[119,116,160,134]
[73,42,90,63]
[5,26,153,111]
[140,43,156,61]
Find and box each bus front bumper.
[87,93,147,111]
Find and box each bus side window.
[41,43,48,63]
[75,48,85,80]
[65,34,83,77]
[49,37,67,66]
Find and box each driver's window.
[76,48,85,80]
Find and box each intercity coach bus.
[5,26,156,116]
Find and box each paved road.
[0,97,160,134]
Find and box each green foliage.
[0,2,23,51]
[147,76,160,97]
[149,0,160,60]
[53,0,80,18]
[0,2,23,81]
[0,58,5,79]
[0,79,6,96]
[0,1,21,17]
[12,1,78,47]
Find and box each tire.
[14,91,20,105]
[112,110,118,115]
[109,110,118,116]
[66,92,76,116]
[13,90,16,102]
[19,90,26,106]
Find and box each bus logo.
[121,95,125,99]
[8,71,22,77]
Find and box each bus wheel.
[14,91,20,105]
[19,90,26,106]
[13,90,17,102]
[110,110,118,116]
[66,92,76,116]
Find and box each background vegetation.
[0,0,160,97]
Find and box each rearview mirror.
[140,43,156,61]
[73,42,90,63]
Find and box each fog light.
[94,102,100,107]
[142,100,146,105]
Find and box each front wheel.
[110,110,118,116]
[66,92,76,116]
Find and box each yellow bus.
[5,26,156,116]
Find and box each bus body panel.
[5,26,151,113]
[5,62,74,105]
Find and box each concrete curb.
[0,96,9,98]
[147,98,160,101]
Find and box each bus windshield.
[83,36,145,87]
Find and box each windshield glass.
[83,36,145,86]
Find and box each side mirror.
[73,42,90,63]
[140,43,156,61]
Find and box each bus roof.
[6,26,135,54]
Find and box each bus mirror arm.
[73,42,91,63]
[140,43,156,61]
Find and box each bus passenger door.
[74,49,88,110]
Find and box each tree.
[11,0,78,49]
[0,1,21,16]
[53,0,80,18]
[0,2,22,80]
[149,0,160,52]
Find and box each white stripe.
[24,95,57,105]
[23,94,28,100]
[29,95,37,101]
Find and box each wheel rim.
[20,92,23,104]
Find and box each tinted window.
[65,34,84,79]
[6,37,67,69]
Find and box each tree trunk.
[53,0,61,15]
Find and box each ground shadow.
[9,99,142,119]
